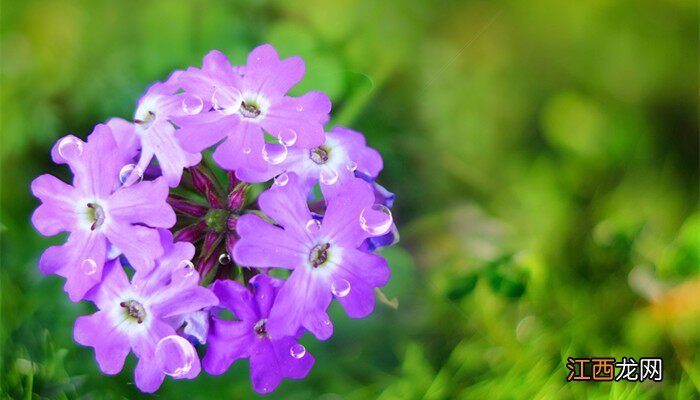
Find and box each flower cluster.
[31,44,398,394]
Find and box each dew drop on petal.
[178,260,196,278]
[290,343,306,359]
[212,86,242,115]
[119,164,144,186]
[277,128,298,147]
[331,279,351,298]
[274,173,289,186]
[155,335,196,377]
[346,161,358,172]
[181,94,204,115]
[296,105,304,112]
[57,137,83,159]
[319,168,339,185]
[242,147,252,155]
[305,219,321,234]
[81,259,97,275]
[359,204,393,236]
[218,253,231,265]
[262,143,288,165]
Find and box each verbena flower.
[31,125,175,301]
[237,126,384,197]
[74,234,218,392]
[233,174,391,340]
[174,44,332,175]
[204,275,314,394]
[32,44,399,395]
[107,77,203,187]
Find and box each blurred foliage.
[1,0,698,399]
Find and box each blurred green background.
[1,0,698,398]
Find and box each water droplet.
[296,104,304,112]
[155,335,196,377]
[242,147,252,155]
[277,128,298,146]
[262,143,288,165]
[218,253,231,265]
[178,260,196,277]
[212,86,242,115]
[274,173,289,186]
[290,343,306,359]
[119,164,144,187]
[359,204,393,236]
[346,161,358,172]
[181,94,203,115]
[57,137,83,159]
[331,279,351,298]
[81,259,97,275]
[319,168,339,185]
[305,219,321,234]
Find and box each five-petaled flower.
[234,173,390,340]
[204,275,314,394]
[74,234,218,392]
[32,125,176,301]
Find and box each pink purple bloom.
[204,275,314,394]
[233,174,391,340]
[32,125,176,301]
[110,78,203,188]
[237,126,383,196]
[74,235,218,392]
[174,45,331,175]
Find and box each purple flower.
[204,275,314,394]
[74,235,218,393]
[31,125,176,301]
[175,45,331,174]
[110,78,202,188]
[237,126,384,196]
[233,174,391,340]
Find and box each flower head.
[233,174,391,340]
[32,125,176,301]
[74,234,218,392]
[175,45,331,175]
[204,275,314,394]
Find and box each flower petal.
[31,174,80,235]
[40,230,107,302]
[262,91,330,149]
[249,339,283,394]
[245,44,305,97]
[203,319,254,375]
[320,178,375,247]
[103,222,162,273]
[74,310,130,375]
[139,122,201,187]
[256,173,312,237]
[267,267,333,340]
[209,280,258,322]
[271,336,314,380]
[71,124,122,198]
[134,356,166,393]
[233,214,305,269]
[106,178,176,227]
